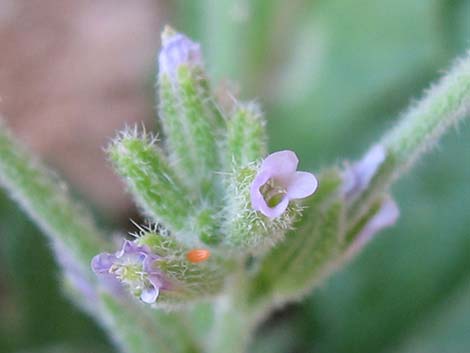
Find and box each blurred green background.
[1,0,469,352]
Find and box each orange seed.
[186,249,211,263]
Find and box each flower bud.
[158,26,203,83]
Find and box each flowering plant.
[0,26,469,353]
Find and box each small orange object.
[186,249,211,263]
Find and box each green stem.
[99,292,199,353]
[383,53,470,172]
[350,53,470,221]
[207,286,254,353]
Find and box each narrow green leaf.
[0,121,107,272]
[225,103,267,168]
[176,66,221,197]
[108,129,195,243]
[159,76,197,183]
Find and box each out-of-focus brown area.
[0,0,165,218]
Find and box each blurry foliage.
[1,0,469,352]
[0,192,112,352]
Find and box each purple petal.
[91,253,116,274]
[286,171,318,199]
[346,198,399,258]
[257,196,290,219]
[142,254,160,274]
[261,150,298,179]
[117,240,152,265]
[118,240,140,256]
[250,169,272,211]
[141,274,165,303]
[342,145,386,200]
[158,31,202,81]
[148,273,164,289]
[140,285,160,304]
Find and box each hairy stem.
[99,292,199,353]
[350,53,470,220]
[207,280,255,353]
[383,53,470,172]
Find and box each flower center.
[111,263,145,283]
[260,179,286,208]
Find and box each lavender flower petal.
[286,171,318,199]
[91,253,116,274]
[261,150,298,177]
[258,196,290,219]
[250,169,273,209]
[118,239,146,258]
[343,144,386,200]
[346,198,399,258]
[141,285,160,304]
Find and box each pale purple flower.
[345,198,399,258]
[251,150,318,218]
[342,144,386,200]
[92,240,168,304]
[158,28,202,82]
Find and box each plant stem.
[350,53,470,220]
[206,296,252,353]
[383,53,470,172]
[99,292,200,353]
